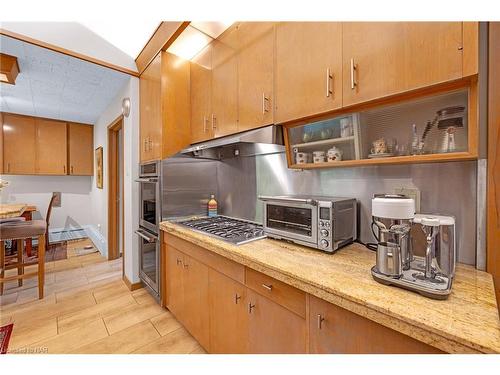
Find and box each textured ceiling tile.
[1,35,130,124]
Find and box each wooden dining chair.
[0,220,47,298]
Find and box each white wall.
[0,175,92,229]
[1,22,138,73]
[91,76,140,283]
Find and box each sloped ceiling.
[0,35,130,124]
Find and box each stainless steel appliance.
[371,194,457,299]
[258,195,357,252]
[177,216,266,245]
[135,161,162,300]
[371,194,415,276]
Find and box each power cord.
[356,239,378,252]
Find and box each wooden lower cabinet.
[164,235,443,354]
[165,244,209,349]
[247,289,306,354]
[309,295,442,354]
[208,270,249,353]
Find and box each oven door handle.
[135,229,158,243]
[258,196,317,205]
[135,178,158,183]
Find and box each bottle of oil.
[208,194,218,217]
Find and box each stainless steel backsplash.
[162,153,477,265]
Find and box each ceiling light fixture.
[0,53,20,85]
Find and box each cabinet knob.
[234,293,241,304]
[176,258,182,266]
[248,302,255,314]
[203,116,208,133]
[317,314,325,330]
[183,263,189,269]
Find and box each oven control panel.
[318,204,333,252]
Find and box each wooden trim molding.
[0,28,139,77]
[135,21,190,75]
[487,22,500,307]
[123,275,143,291]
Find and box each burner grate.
[178,216,266,245]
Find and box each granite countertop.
[160,221,500,354]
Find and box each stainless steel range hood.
[179,125,285,160]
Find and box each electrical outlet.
[395,187,421,213]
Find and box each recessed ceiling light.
[0,53,20,85]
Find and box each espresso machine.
[370,194,456,299]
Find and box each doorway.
[107,116,124,263]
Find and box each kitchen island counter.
[160,221,500,354]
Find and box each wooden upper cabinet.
[68,123,93,176]
[208,269,249,353]
[161,52,191,158]
[140,52,162,162]
[211,26,239,138]
[0,112,4,174]
[275,22,343,124]
[190,45,213,144]
[309,295,442,354]
[35,119,67,175]
[247,289,306,354]
[342,22,463,106]
[237,22,275,131]
[2,113,36,174]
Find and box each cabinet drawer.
[164,233,245,283]
[245,268,306,318]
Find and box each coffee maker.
[370,194,456,300]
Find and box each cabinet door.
[208,269,249,353]
[237,22,275,131]
[247,289,306,353]
[35,119,67,175]
[182,254,210,350]
[165,245,185,317]
[275,22,342,124]
[342,22,463,106]
[190,45,213,144]
[2,114,36,174]
[161,52,191,158]
[309,295,442,354]
[212,27,239,138]
[68,123,93,175]
[140,52,162,162]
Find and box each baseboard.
[123,275,143,291]
[84,225,108,257]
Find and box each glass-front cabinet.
[284,86,475,169]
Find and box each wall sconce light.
[122,97,131,117]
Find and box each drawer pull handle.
[350,58,357,90]
[176,258,182,266]
[326,68,333,97]
[317,314,325,330]
[234,293,241,304]
[261,283,273,291]
[183,263,189,269]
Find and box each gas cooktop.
[177,216,266,245]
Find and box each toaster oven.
[258,195,357,252]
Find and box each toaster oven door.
[264,202,318,245]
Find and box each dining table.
[0,203,38,256]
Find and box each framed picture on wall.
[95,146,103,189]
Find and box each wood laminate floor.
[0,239,205,354]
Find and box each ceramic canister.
[296,152,311,164]
[327,146,343,162]
[313,151,326,163]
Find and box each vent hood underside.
[179,125,285,160]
